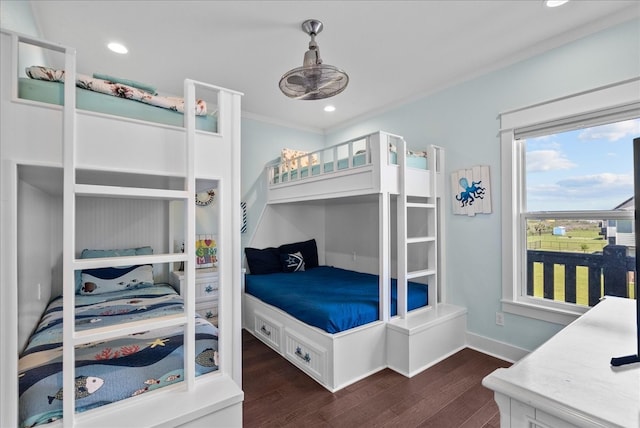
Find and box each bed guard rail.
[267,131,428,186]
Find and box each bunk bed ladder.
[396,138,439,319]
[60,61,194,426]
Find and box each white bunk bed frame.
[243,131,467,392]
[0,29,243,427]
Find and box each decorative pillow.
[76,247,153,292]
[280,252,305,272]
[80,264,154,295]
[244,247,282,274]
[280,148,319,172]
[388,142,428,158]
[278,239,319,269]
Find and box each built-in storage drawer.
[254,312,282,351]
[197,278,219,300]
[196,301,218,324]
[170,268,219,326]
[284,330,327,383]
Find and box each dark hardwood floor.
[242,330,511,428]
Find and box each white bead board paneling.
[451,165,492,216]
[75,197,169,281]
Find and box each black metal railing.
[527,245,635,306]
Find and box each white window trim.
[500,77,640,325]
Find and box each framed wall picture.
[196,234,217,268]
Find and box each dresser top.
[483,296,639,428]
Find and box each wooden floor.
[242,329,511,428]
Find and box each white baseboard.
[466,331,530,363]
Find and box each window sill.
[501,299,587,326]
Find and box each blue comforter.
[18,284,219,428]
[244,266,428,333]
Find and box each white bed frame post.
[183,79,197,391]
[374,132,391,322]
[228,90,243,386]
[397,137,408,318]
[379,191,391,322]
[61,39,78,427]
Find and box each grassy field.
[527,220,636,304]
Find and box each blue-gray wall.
[240,118,323,249]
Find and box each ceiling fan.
[279,19,349,100]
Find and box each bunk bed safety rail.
[266,131,431,189]
[268,136,373,185]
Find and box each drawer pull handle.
[205,310,214,319]
[205,285,214,293]
[295,347,311,363]
[260,325,271,336]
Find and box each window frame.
[500,78,640,325]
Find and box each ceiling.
[28,0,640,133]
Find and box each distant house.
[603,197,635,249]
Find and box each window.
[500,78,640,325]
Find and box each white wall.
[17,180,56,351]
[248,203,326,264]
[323,18,640,352]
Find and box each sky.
[526,117,640,212]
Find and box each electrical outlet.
[495,312,504,326]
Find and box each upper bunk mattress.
[18,77,218,132]
[244,266,428,334]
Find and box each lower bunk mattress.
[244,266,428,334]
[18,284,219,428]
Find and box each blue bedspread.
[18,284,219,428]
[244,266,428,334]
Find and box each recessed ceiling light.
[545,0,569,7]
[324,105,336,112]
[107,42,128,54]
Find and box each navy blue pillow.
[245,247,282,274]
[278,239,318,269]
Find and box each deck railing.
[527,245,635,306]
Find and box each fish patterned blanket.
[25,66,208,116]
[18,284,219,427]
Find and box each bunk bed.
[243,132,467,392]
[1,29,243,427]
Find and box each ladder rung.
[407,202,435,209]
[407,269,436,279]
[75,184,189,200]
[73,314,187,346]
[73,253,186,270]
[407,236,436,244]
